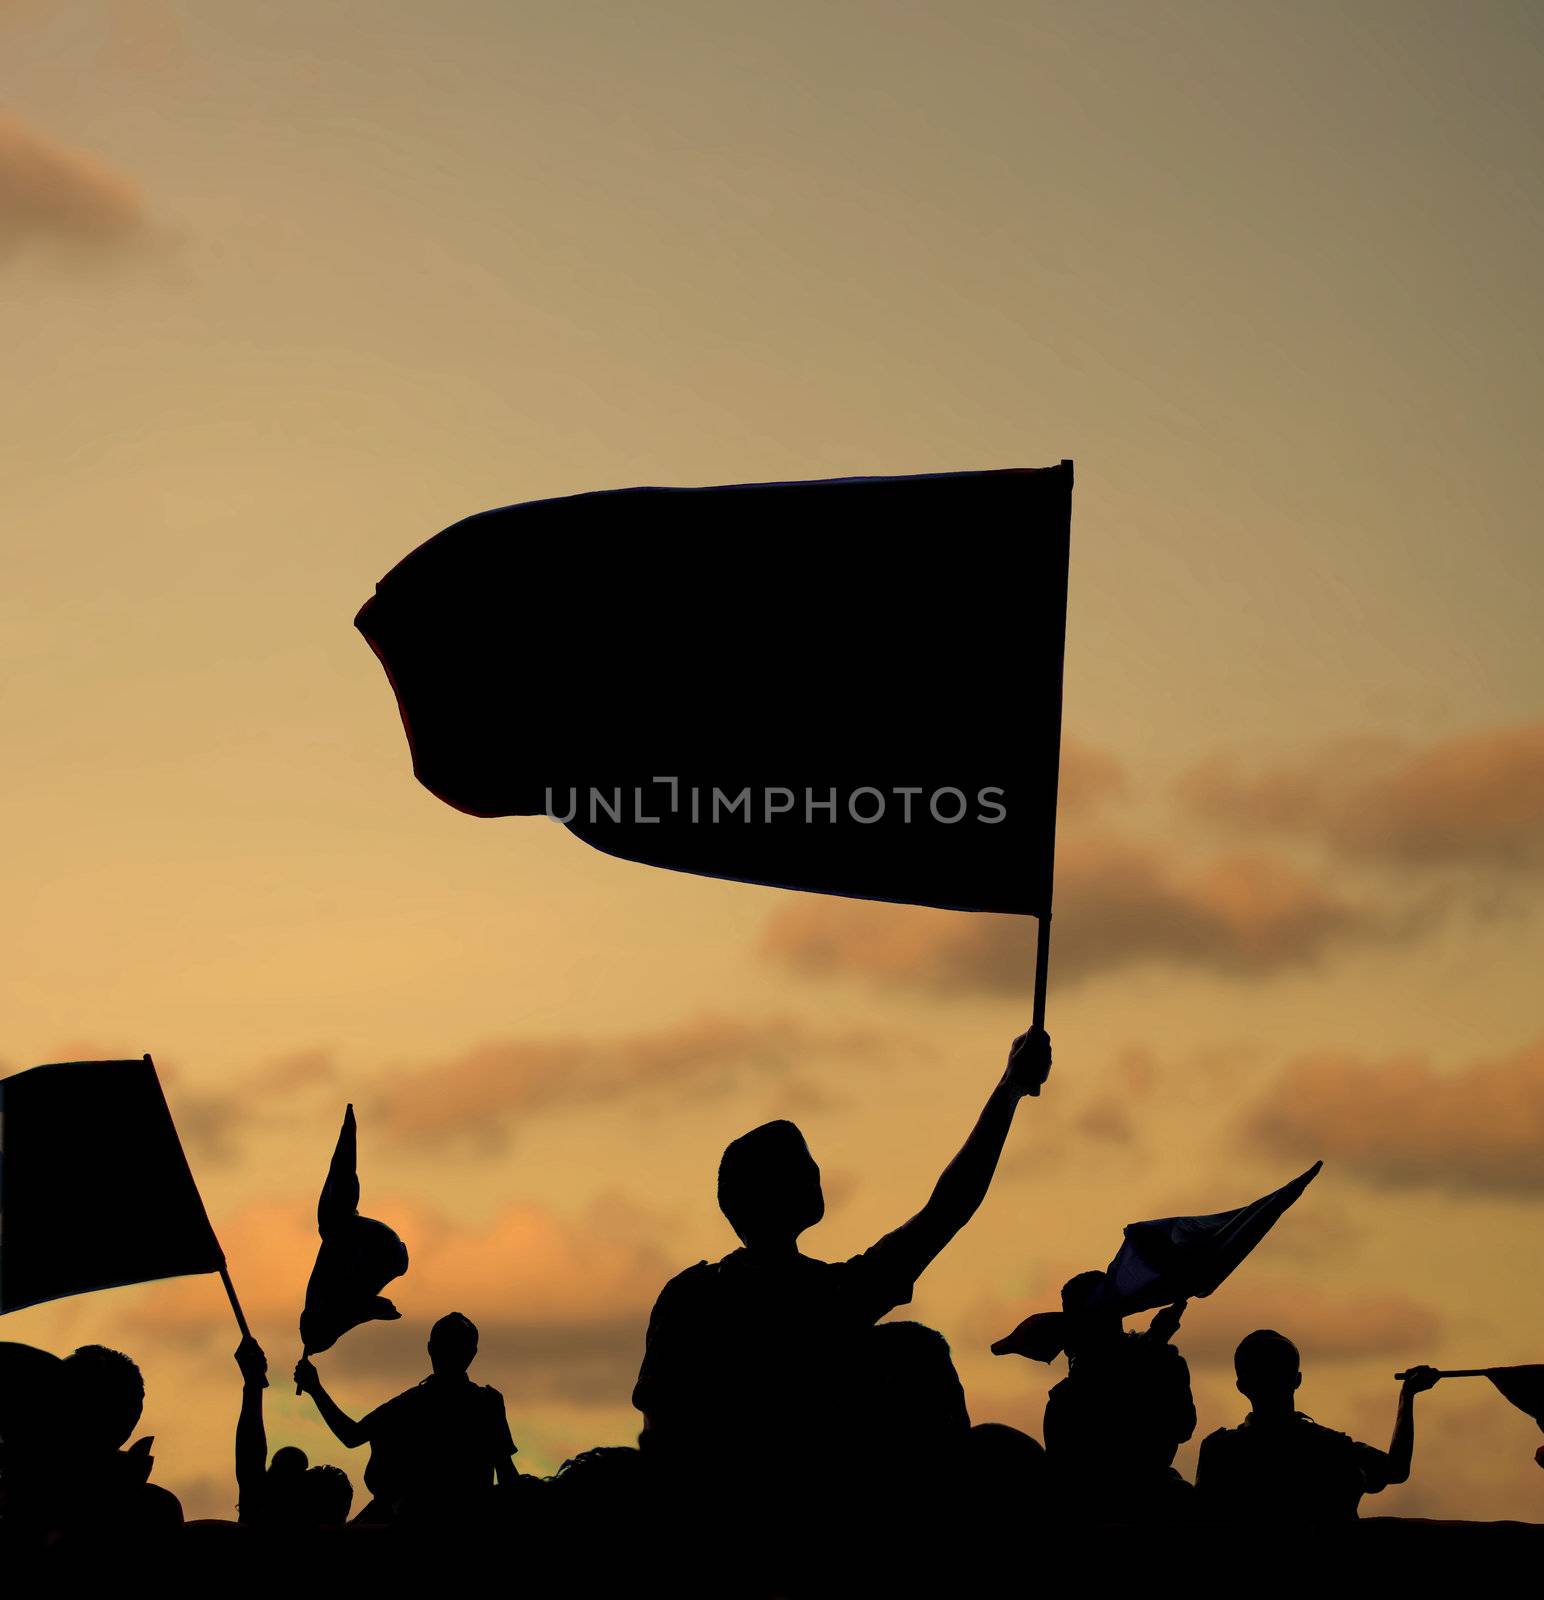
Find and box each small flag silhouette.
[299,1105,408,1357]
[994,1162,1323,1362]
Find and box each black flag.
[299,1105,408,1357]
[355,466,1072,916]
[0,1058,225,1313]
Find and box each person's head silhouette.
[1233,1329,1301,1414]
[717,1120,824,1249]
[863,1321,971,1454]
[1059,1272,1122,1358]
[61,1345,144,1451]
[303,1463,354,1526]
[427,1312,479,1377]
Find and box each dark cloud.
[367,1013,904,1151]
[333,1313,646,1409]
[1246,1037,1544,1194]
[160,1050,337,1167]
[0,112,144,254]
[762,832,1399,995]
[1178,1281,1442,1368]
[968,1280,1439,1373]
[1179,722,1544,872]
[121,1192,674,1413]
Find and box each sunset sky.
[3,1,1543,1522]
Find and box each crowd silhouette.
[0,1027,1529,1588]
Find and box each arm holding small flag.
[1379,1365,1442,1488]
[294,1356,369,1450]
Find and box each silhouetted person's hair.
[717,1120,824,1245]
[62,1345,144,1450]
[967,1421,1047,1486]
[303,1463,354,1526]
[1234,1329,1301,1405]
[1060,1271,1108,1314]
[269,1445,309,1479]
[863,1321,971,1450]
[427,1312,478,1376]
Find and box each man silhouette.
[631,1025,1051,1520]
[56,1345,184,1541]
[1196,1330,1439,1523]
[295,1311,517,1525]
[1041,1273,1195,1522]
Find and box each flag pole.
[1394,1368,1491,1379]
[1027,458,1072,1099]
[1027,913,1051,1098]
[218,1262,252,1341]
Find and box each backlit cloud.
[1179,722,1544,871]
[120,1192,674,1410]
[1246,1037,1544,1194]
[762,833,1394,995]
[0,112,144,254]
[367,1013,903,1150]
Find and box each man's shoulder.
[366,1382,426,1425]
[652,1257,721,1306]
[1292,1415,1359,1450]
[140,1481,185,1527]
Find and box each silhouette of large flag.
[299,1106,408,1356]
[993,1162,1322,1361]
[0,1058,224,1314]
[355,466,1073,917]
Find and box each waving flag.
[1486,1366,1544,1430]
[1394,1365,1544,1465]
[354,466,1073,920]
[1089,1161,1324,1316]
[299,1106,408,1357]
[0,1058,224,1314]
[993,1162,1323,1362]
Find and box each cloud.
[762,832,1395,995]
[367,1013,903,1151]
[1176,1281,1442,1368]
[161,1050,338,1167]
[1056,738,1130,820]
[1179,722,1544,872]
[1245,1037,1544,1194]
[0,112,145,254]
[965,1279,1439,1372]
[121,1191,675,1409]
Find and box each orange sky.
[3,1,1543,1522]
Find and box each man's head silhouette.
[304,1463,354,1526]
[718,1120,824,1248]
[1234,1329,1301,1411]
[428,1312,479,1377]
[1059,1271,1122,1357]
[61,1345,144,1450]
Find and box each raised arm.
[234,1337,269,1507]
[878,1027,1051,1282]
[1379,1365,1439,1486]
[294,1356,369,1450]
